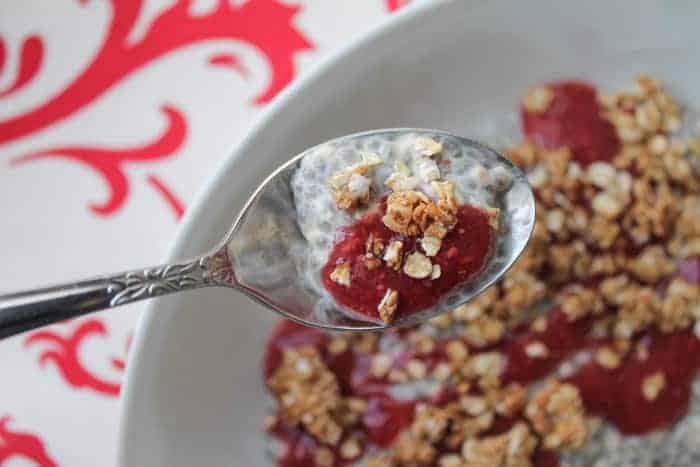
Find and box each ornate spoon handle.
[0,249,233,339]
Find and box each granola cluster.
[504,75,700,354]
[267,76,700,467]
[366,384,534,467]
[267,346,367,452]
[525,381,587,450]
[328,152,383,211]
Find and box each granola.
[269,76,700,467]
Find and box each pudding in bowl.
[262,75,700,467]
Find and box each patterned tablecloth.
[0,1,411,464]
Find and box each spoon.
[0,129,535,338]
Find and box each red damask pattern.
[0,417,57,467]
[386,0,412,12]
[2,0,313,218]
[12,106,186,216]
[24,320,127,397]
[0,35,43,98]
[208,53,251,79]
[147,174,185,219]
[110,335,132,371]
[0,0,313,146]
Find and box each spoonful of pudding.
[0,129,535,337]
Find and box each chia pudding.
[262,76,700,467]
[291,132,513,324]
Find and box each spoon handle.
[0,249,234,339]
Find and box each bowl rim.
[117,0,450,463]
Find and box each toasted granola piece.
[488,383,528,417]
[267,346,343,445]
[642,371,666,401]
[546,209,566,235]
[460,396,488,416]
[614,286,660,338]
[468,352,503,389]
[664,149,699,192]
[461,422,537,467]
[600,274,631,305]
[421,236,442,257]
[526,380,587,450]
[658,278,700,333]
[635,99,662,133]
[330,262,352,287]
[344,332,379,354]
[383,240,404,270]
[525,340,549,359]
[313,447,334,467]
[547,241,591,283]
[327,337,348,355]
[595,346,621,369]
[531,316,548,332]
[404,252,433,279]
[415,137,443,157]
[339,397,367,427]
[411,404,450,442]
[385,172,420,192]
[648,134,669,155]
[544,148,572,179]
[365,255,382,271]
[590,254,619,275]
[406,359,428,380]
[425,221,449,239]
[586,162,617,188]
[486,207,500,230]
[366,234,385,257]
[446,339,470,363]
[371,353,392,378]
[592,191,626,219]
[437,454,464,467]
[378,289,399,324]
[383,190,430,235]
[365,455,394,467]
[393,433,439,465]
[501,270,547,310]
[432,180,458,212]
[627,245,676,284]
[339,437,362,460]
[383,193,416,234]
[523,85,554,114]
[454,304,505,348]
[560,287,604,322]
[587,215,621,250]
[328,161,376,211]
[450,412,495,445]
[388,368,409,384]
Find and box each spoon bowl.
[0,129,534,337]
[228,128,535,330]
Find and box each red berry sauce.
[321,203,494,321]
[522,81,620,167]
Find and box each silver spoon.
[0,129,535,338]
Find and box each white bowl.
[119,1,700,465]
